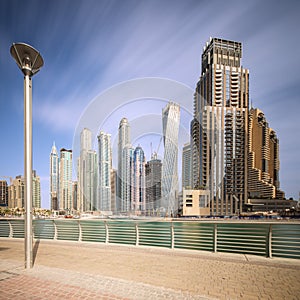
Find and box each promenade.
[0,238,299,299]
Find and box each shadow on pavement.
[33,239,40,266]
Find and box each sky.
[0,0,299,208]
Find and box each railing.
[0,219,299,259]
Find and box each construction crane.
[151,136,162,160]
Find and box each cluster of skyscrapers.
[49,100,181,216]
[1,37,286,216]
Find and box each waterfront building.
[72,181,78,210]
[8,171,40,209]
[248,108,285,199]
[145,154,162,213]
[0,180,8,207]
[121,145,134,212]
[161,102,180,216]
[192,38,249,215]
[118,118,131,213]
[32,170,41,208]
[98,131,112,212]
[182,189,210,217]
[49,142,59,210]
[182,143,192,190]
[131,146,146,213]
[78,128,98,211]
[59,148,73,211]
[110,169,117,213]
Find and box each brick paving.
[0,238,300,299]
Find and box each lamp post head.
[10,43,44,77]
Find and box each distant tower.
[182,143,192,189]
[118,118,131,212]
[50,142,59,210]
[161,102,180,216]
[59,148,73,211]
[32,170,41,208]
[0,180,8,207]
[131,146,146,213]
[98,131,112,212]
[78,128,98,212]
[145,154,162,213]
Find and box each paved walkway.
[0,238,300,299]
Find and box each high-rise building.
[50,142,59,210]
[161,102,180,216]
[121,145,134,212]
[192,38,249,216]
[145,153,162,213]
[131,146,146,213]
[0,180,8,207]
[59,148,73,211]
[248,108,285,199]
[118,118,131,212]
[110,169,117,213]
[182,143,192,190]
[8,175,24,208]
[32,170,41,208]
[98,131,112,212]
[78,128,98,211]
[72,181,78,210]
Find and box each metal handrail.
[0,219,299,259]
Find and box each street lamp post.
[10,43,44,269]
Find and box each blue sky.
[1,0,299,208]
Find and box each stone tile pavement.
[0,238,300,299]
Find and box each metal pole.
[24,74,33,269]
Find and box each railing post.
[135,223,139,246]
[78,221,82,242]
[8,221,13,238]
[53,220,57,240]
[268,224,272,258]
[171,222,174,249]
[214,223,217,253]
[105,221,109,244]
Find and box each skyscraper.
[59,148,73,211]
[145,153,162,213]
[161,102,180,216]
[32,170,41,208]
[0,180,8,207]
[118,118,131,213]
[182,143,192,189]
[131,146,146,213]
[78,128,98,211]
[193,38,249,215]
[98,131,112,211]
[50,142,59,210]
[248,108,285,199]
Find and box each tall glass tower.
[161,102,180,216]
[59,148,73,211]
[98,131,112,211]
[131,146,146,213]
[78,128,98,212]
[118,118,131,213]
[193,38,249,215]
[50,142,59,210]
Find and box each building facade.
[32,170,41,208]
[182,143,192,190]
[98,131,112,212]
[59,148,73,211]
[0,180,8,207]
[248,108,285,199]
[161,102,180,216]
[193,38,249,216]
[78,128,98,211]
[118,118,131,213]
[131,146,146,213]
[50,142,59,210]
[145,154,162,214]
